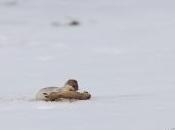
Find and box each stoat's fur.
[36,85,75,101]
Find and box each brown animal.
[36,79,91,101]
[44,91,91,101]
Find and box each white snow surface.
[0,0,175,130]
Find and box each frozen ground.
[0,0,175,129]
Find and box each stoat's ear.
[65,79,79,91]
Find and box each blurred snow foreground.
[0,0,175,130]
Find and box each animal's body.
[36,79,91,101]
[36,85,74,101]
[44,91,91,101]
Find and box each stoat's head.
[64,79,79,91]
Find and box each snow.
[0,0,175,129]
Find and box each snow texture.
[0,0,175,130]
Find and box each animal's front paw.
[43,93,49,98]
[82,91,91,99]
[43,93,55,101]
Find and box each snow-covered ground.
[0,0,175,129]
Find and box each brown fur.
[44,91,91,101]
[65,79,79,91]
